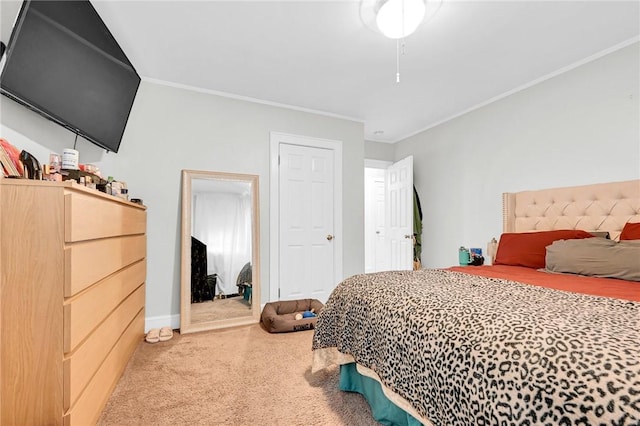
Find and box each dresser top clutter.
[0,177,144,207]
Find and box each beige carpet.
[98,323,380,425]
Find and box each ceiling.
[2,1,639,143]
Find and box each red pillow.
[494,230,593,269]
[620,222,640,240]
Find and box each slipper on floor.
[145,328,160,343]
[158,326,173,342]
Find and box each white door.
[386,156,413,271]
[364,167,389,273]
[278,143,335,301]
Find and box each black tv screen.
[0,0,140,153]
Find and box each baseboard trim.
[145,314,180,333]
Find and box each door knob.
[404,234,412,239]
[327,234,334,241]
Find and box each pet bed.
[261,299,324,333]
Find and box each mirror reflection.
[180,170,260,334]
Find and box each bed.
[312,179,640,426]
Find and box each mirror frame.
[180,169,261,334]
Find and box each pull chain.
[396,38,406,83]
[396,0,407,83]
[396,39,400,83]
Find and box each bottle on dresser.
[106,176,115,195]
[107,176,129,200]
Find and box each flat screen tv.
[0,0,140,153]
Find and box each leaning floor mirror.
[180,170,261,334]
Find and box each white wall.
[1,81,364,327]
[364,140,395,162]
[395,43,640,268]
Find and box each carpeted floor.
[98,323,380,425]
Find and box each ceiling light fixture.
[376,0,426,39]
[361,0,442,83]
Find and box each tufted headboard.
[503,180,640,241]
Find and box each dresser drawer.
[63,309,144,426]
[65,191,146,243]
[64,234,146,297]
[64,260,146,353]
[64,285,145,411]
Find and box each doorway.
[269,132,343,303]
[364,161,390,273]
[364,156,413,272]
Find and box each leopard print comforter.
[312,269,640,426]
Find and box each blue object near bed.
[339,363,422,426]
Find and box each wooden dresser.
[0,179,147,425]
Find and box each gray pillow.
[545,238,640,282]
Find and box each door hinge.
[278,288,280,299]
[278,155,280,166]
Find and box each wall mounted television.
[0,0,140,153]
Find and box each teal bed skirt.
[339,363,423,426]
